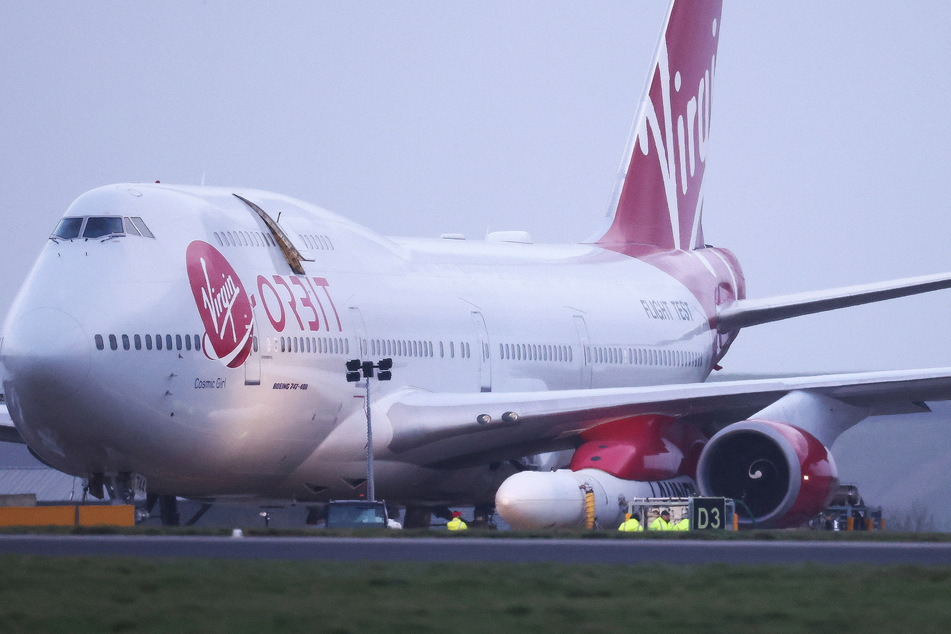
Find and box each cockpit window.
[83,217,124,238]
[50,216,156,241]
[53,217,83,239]
[130,217,154,238]
[123,217,141,236]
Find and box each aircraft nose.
[2,307,91,398]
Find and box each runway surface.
[2,535,951,565]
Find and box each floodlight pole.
[346,358,392,503]
[365,377,375,502]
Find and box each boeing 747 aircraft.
[4,0,951,529]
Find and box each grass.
[1,557,950,632]
[3,524,951,541]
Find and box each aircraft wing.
[716,272,951,332]
[0,402,22,444]
[385,368,951,467]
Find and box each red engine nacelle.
[696,419,837,528]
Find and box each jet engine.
[696,419,838,528]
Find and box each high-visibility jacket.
[618,518,642,531]
[447,517,468,531]
[649,517,674,530]
[675,518,690,531]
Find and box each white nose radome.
[3,307,90,397]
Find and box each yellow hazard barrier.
[78,505,135,527]
[0,505,134,527]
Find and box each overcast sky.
[3,1,951,376]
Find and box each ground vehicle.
[325,500,399,529]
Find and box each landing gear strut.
[471,504,497,529]
[145,494,181,526]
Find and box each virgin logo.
[637,9,719,249]
[605,2,721,252]
[185,241,254,368]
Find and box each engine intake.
[696,419,837,528]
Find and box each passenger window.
[156,335,162,350]
[194,335,201,351]
[122,334,130,351]
[185,334,192,351]
[134,334,142,350]
[53,217,83,240]
[176,334,183,351]
[109,334,118,351]
[95,334,104,350]
[145,334,153,350]
[165,334,173,351]
[83,217,123,238]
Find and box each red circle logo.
[185,241,254,368]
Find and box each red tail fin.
[595,0,722,251]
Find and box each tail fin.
[594,0,722,251]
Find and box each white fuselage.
[0,184,719,505]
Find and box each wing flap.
[385,368,951,465]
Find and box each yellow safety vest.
[618,518,642,531]
[649,517,673,530]
[675,518,689,531]
[447,517,468,531]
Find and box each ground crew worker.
[675,516,689,530]
[649,509,674,530]
[447,510,468,531]
[618,513,642,531]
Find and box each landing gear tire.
[403,507,434,529]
